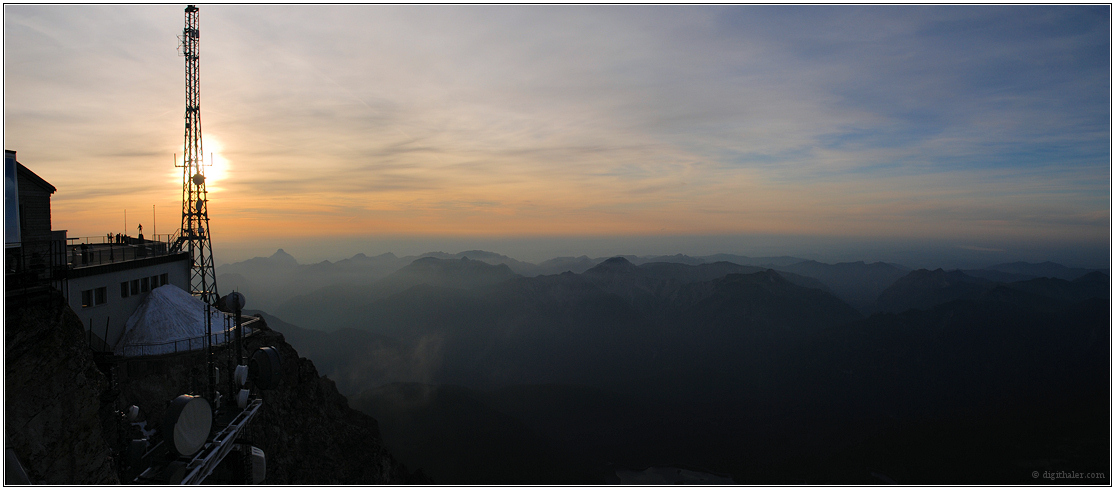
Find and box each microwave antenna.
[172,4,219,305]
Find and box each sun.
[169,135,231,192]
[201,135,230,188]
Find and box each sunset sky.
[4,5,1110,267]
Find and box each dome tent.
[115,284,233,357]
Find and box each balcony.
[66,233,179,269]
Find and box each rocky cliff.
[5,292,119,484]
[5,291,424,484]
[241,323,426,484]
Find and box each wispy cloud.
[4,5,1108,256]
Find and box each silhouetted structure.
[172,4,219,305]
[5,150,64,287]
[4,151,193,351]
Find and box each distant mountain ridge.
[772,260,910,311]
[248,251,1108,485]
[221,250,813,313]
[274,256,842,334]
[874,269,995,313]
[268,256,864,393]
[873,268,1110,314]
[982,261,1105,281]
[221,249,1104,319]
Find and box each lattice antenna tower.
[174,4,219,305]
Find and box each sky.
[4,5,1111,268]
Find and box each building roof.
[15,161,56,194]
[115,284,233,357]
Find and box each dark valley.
[226,250,1109,484]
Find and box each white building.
[66,250,191,350]
[6,151,198,352]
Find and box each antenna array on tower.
[172,4,219,305]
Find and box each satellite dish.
[249,346,282,390]
[161,395,212,457]
[234,364,249,387]
[192,173,205,185]
[249,446,267,484]
[226,291,246,311]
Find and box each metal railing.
[132,399,264,485]
[66,234,179,268]
[66,234,178,246]
[117,316,260,358]
[5,238,68,301]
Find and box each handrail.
[133,399,264,485]
[66,234,177,246]
[66,238,179,269]
[166,229,183,253]
[178,399,264,485]
[118,317,260,357]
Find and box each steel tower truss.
[175,4,219,305]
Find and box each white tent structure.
[115,284,237,357]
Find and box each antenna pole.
[175,4,219,305]
[206,301,214,404]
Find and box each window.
[121,282,129,298]
[82,287,108,307]
[141,277,150,292]
[160,273,168,286]
[131,279,139,295]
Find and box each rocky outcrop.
[6,292,425,485]
[113,315,424,484]
[4,293,119,484]
[241,323,426,484]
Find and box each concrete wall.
[66,255,190,349]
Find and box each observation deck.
[66,233,180,269]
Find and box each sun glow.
[173,135,231,191]
[201,135,230,189]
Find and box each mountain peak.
[271,249,297,263]
[586,256,637,272]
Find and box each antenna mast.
[175,4,219,304]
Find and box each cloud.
[4,5,1108,251]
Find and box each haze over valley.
[223,248,1108,484]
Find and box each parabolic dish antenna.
[249,346,282,390]
[226,291,246,311]
[162,394,212,456]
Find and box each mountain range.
[222,250,1108,484]
[221,248,1106,316]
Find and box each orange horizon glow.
[5,5,1109,264]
